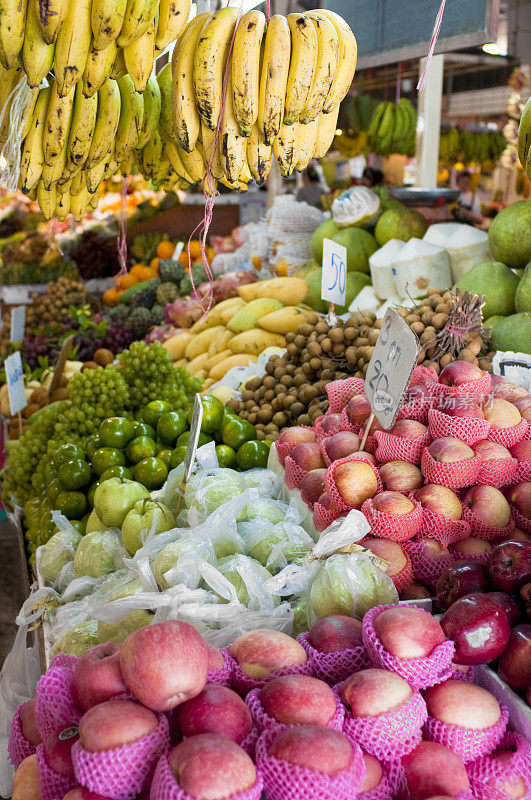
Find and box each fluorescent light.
[482,42,506,55]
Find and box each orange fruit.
[116,272,138,291]
[179,249,190,267]
[206,246,216,262]
[189,240,202,261]
[138,265,154,282]
[130,264,148,280]
[157,240,175,259]
[103,288,120,307]
[150,257,160,273]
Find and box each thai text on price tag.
[182,393,203,483]
[4,352,27,415]
[321,238,347,307]
[10,306,25,343]
[364,307,419,429]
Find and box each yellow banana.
[141,129,162,179]
[137,72,160,148]
[0,65,22,144]
[313,105,340,159]
[179,141,204,184]
[19,84,50,192]
[54,0,92,96]
[165,140,194,183]
[85,157,105,192]
[231,9,266,138]
[257,14,290,146]
[34,0,65,45]
[171,12,209,153]
[115,74,143,162]
[193,7,238,131]
[54,186,70,219]
[157,61,176,143]
[219,69,246,184]
[91,0,127,50]
[66,83,98,171]
[201,118,223,180]
[43,81,75,166]
[318,9,357,113]
[110,46,127,79]
[86,78,120,167]
[55,174,71,193]
[155,0,190,51]
[247,122,271,185]
[300,12,338,124]
[70,170,86,195]
[82,39,117,97]
[70,184,89,221]
[102,153,118,180]
[153,151,170,186]
[273,120,299,176]
[36,179,56,218]
[20,85,40,140]
[296,114,319,171]
[239,157,252,185]
[22,0,55,87]
[120,149,135,175]
[0,0,27,69]
[117,0,157,48]
[41,135,67,188]
[284,13,318,126]
[123,8,157,92]
[88,189,99,209]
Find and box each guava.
[73,530,124,578]
[291,596,309,637]
[52,619,99,657]
[85,508,105,534]
[243,521,313,573]
[488,201,531,268]
[38,528,82,583]
[121,499,176,555]
[184,469,246,519]
[240,468,280,497]
[237,498,288,524]
[93,477,149,528]
[215,555,276,607]
[98,611,154,644]
[153,537,216,588]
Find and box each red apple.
[174,684,252,744]
[412,536,449,556]
[79,700,158,752]
[492,382,529,402]
[498,624,531,692]
[400,580,432,600]
[373,606,446,659]
[487,750,528,799]
[204,642,224,672]
[414,484,463,520]
[483,398,522,429]
[487,592,523,627]
[514,396,531,422]
[439,361,483,386]
[363,538,408,577]
[19,699,41,746]
[44,727,79,777]
[300,469,327,506]
[342,668,412,716]
[323,432,361,463]
[428,437,475,464]
[379,461,423,492]
[451,537,492,556]
[268,725,353,776]
[229,629,307,678]
[168,734,256,800]
[321,413,343,435]
[424,679,501,729]
[308,615,363,653]
[348,450,377,465]
[402,740,470,800]
[317,492,334,510]
[290,442,325,471]
[333,461,378,507]
[435,561,489,610]
[511,439,531,461]
[389,419,428,439]
[505,482,531,519]
[464,485,511,528]
[346,395,371,427]
[521,582,531,618]
[278,427,316,444]
[259,674,337,727]
[441,593,511,665]
[473,439,512,461]
[488,540,531,593]
[513,529,531,541]
[359,753,383,793]
[119,620,208,711]
[438,396,485,419]
[372,491,416,516]
[72,643,127,712]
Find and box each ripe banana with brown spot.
[19,84,51,192]
[54,185,70,219]
[34,0,65,45]
[219,70,247,184]
[296,115,319,171]
[178,141,204,184]
[66,83,98,171]
[70,169,86,195]
[247,122,271,185]
[273,120,299,176]
[231,9,266,138]
[300,12,338,124]
[43,81,75,166]
[41,129,67,189]
[20,86,40,140]
[0,0,27,68]
[313,105,339,159]
[91,0,127,50]
[283,14,317,126]
[70,184,90,221]
[141,129,162,179]
[155,0,190,51]
[171,12,209,153]
[117,0,157,48]
[318,8,357,113]
[22,0,55,87]
[123,8,157,92]
[165,139,194,183]
[201,119,223,180]
[36,179,55,218]
[115,74,143,162]
[54,0,92,96]
[110,46,127,79]
[83,39,117,97]
[257,14,290,146]
[86,77,120,167]
[137,72,161,149]
[193,7,239,131]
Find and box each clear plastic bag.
[201,554,278,610]
[238,519,314,574]
[152,533,216,590]
[73,529,126,578]
[240,468,283,499]
[184,468,248,524]
[37,528,82,585]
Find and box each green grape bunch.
[118,341,202,409]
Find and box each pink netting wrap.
[336,683,427,761]
[35,665,82,743]
[361,432,379,455]
[296,632,369,685]
[427,408,491,445]
[313,501,344,533]
[150,752,264,800]
[513,459,531,483]
[207,646,233,687]
[476,457,518,488]
[362,605,455,690]
[435,371,491,399]
[403,539,454,585]
[358,768,394,800]
[255,726,366,800]
[466,732,531,800]
[396,396,431,424]
[283,455,307,490]
[326,378,366,413]
[8,703,37,768]
[72,712,170,799]
[36,741,78,800]
[411,498,472,548]
[374,429,431,466]
[275,426,315,467]
[339,407,360,435]
[313,413,343,442]
[423,703,508,763]
[325,455,382,513]
[241,725,259,759]
[388,556,414,594]
[361,497,423,542]
[49,654,79,670]
[450,547,490,565]
[410,365,439,386]
[420,448,482,489]
[245,686,345,736]
[449,664,475,682]
[461,505,515,541]
[228,653,315,697]
[487,419,528,448]
[511,505,531,534]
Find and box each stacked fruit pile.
[439,128,508,166]
[9,611,531,800]
[367,98,417,157]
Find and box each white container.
[394,238,452,299]
[445,226,491,283]
[369,238,405,299]
[423,222,465,248]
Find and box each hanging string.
[266,0,270,23]
[417,0,446,92]
[117,175,128,275]
[50,218,64,256]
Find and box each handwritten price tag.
[321,238,347,307]
[4,352,27,415]
[364,308,419,429]
[10,306,25,343]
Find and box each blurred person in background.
[454,170,483,225]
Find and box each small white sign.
[364,307,419,430]
[183,393,204,483]
[321,238,347,307]
[5,352,27,415]
[172,241,185,262]
[10,306,25,343]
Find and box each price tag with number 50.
[321,238,347,307]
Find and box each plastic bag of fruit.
[200,554,280,611]
[238,519,314,574]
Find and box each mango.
[228,329,286,355]
[258,306,307,334]
[227,297,283,332]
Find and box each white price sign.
[321,238,347,307]
[10,306,25,343]
[364,308,419,430]
[172,241,185,262]
[4,351,27,415]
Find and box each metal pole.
[415,54,444,188]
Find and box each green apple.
[93,477,149,528]
[121,499,176,555]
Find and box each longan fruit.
[329,327,344,343]
[291,402,305,417]
[410,321,425,336]
[435,303,451,315]
[332,343,344,356]
[440,353,453,367]
[247,376,261,390]
[293,373,306,387]
[263,375,275,389]
[321,338,333,353]
[273,411,288,427]
[298,323,313,337]
[368,329,379,346]
[280,375,293,388]
[294,335,306,349]
[458,348,475,362]
[315,321,328,335]
[287,343,299,358]
[346,346,358,364]
[298,414,312,426]
[309,357,321,371]
[432,313,448,330]
[307,341,321,357]
[285,332,296,344]
[374,318,383,330]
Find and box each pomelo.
[491,312,531,355]
[375,206,428,246]
[458,261,520,319]
[488,201,531,268]
[331,227,378,273]
[515,263,531,312]
[312,219,340,262]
